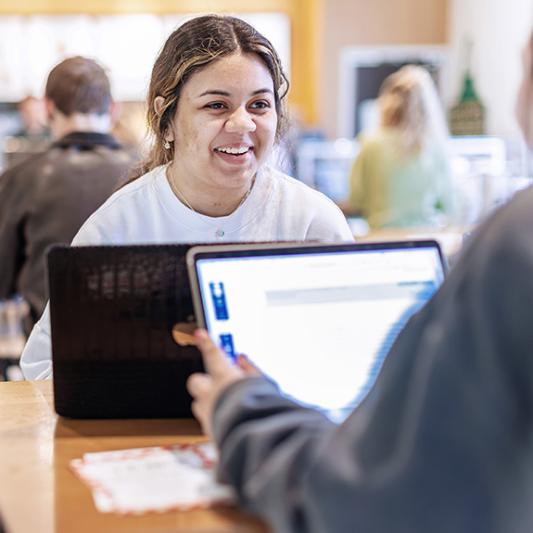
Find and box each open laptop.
[187,241,446,421]
[48,244,201,419]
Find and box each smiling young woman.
[20,15,354,380]
[157,52,278,217]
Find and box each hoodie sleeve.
[211,189,533,533]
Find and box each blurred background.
[0,0,532,377]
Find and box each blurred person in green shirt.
[349,65,455,229]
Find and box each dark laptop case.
[47,244,202,419]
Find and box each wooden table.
[0,381,268,533]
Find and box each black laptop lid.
[48,244,201,419]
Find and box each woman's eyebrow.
[251,88,274,96]
[196,88,274,98]
[197,90,231,97]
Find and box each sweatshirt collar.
[52,131,122,150]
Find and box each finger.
[236,354,261,376]
[191,400,211,437]
[190,400,203,423]
[194,329,233,375]
[186,372,212,399]
[171,325,197,346]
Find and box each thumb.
[194,329,234,376]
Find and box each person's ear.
[154,96,174,143]
[109,101,120,124]
[154,95,165,117]
[515,40,533,148]
[44,98,56,123]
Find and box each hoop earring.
[164,140,171,150]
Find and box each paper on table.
[70,442,235,514]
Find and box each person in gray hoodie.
[187,30,533,533]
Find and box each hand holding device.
[186,330,246,438]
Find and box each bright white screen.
[196,246,444,420]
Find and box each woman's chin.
[211,167,257,189]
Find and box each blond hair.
[127,14,289,183]
[378,65,448,154]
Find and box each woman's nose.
[225,107,256,133]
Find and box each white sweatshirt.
[21,164,353,380]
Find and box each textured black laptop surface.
[48,244,203,419]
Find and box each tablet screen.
[193,244,444,421]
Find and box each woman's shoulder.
[103,166,165,207]
[79,166,166,227]
[261,166,353,240]
[358,128,398,150]
[72,166,166,245]
[266,166,339,207]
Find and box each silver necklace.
[166,167,255,237]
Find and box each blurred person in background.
[1,96,51,171]
[14,95,49,139]
[0,56,135,334]
[187,30,533,533]
[20,15,352,380]
[348,65,455,229]
[110,101,148,153]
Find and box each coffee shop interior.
[0,0,532,532]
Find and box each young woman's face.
[515,36,533,147]
[167,52,278,192]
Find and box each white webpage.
[196,247,444,420]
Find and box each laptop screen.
[189,242,445,421]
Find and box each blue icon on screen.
[209,282,229,320]
[219,333,236,360]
